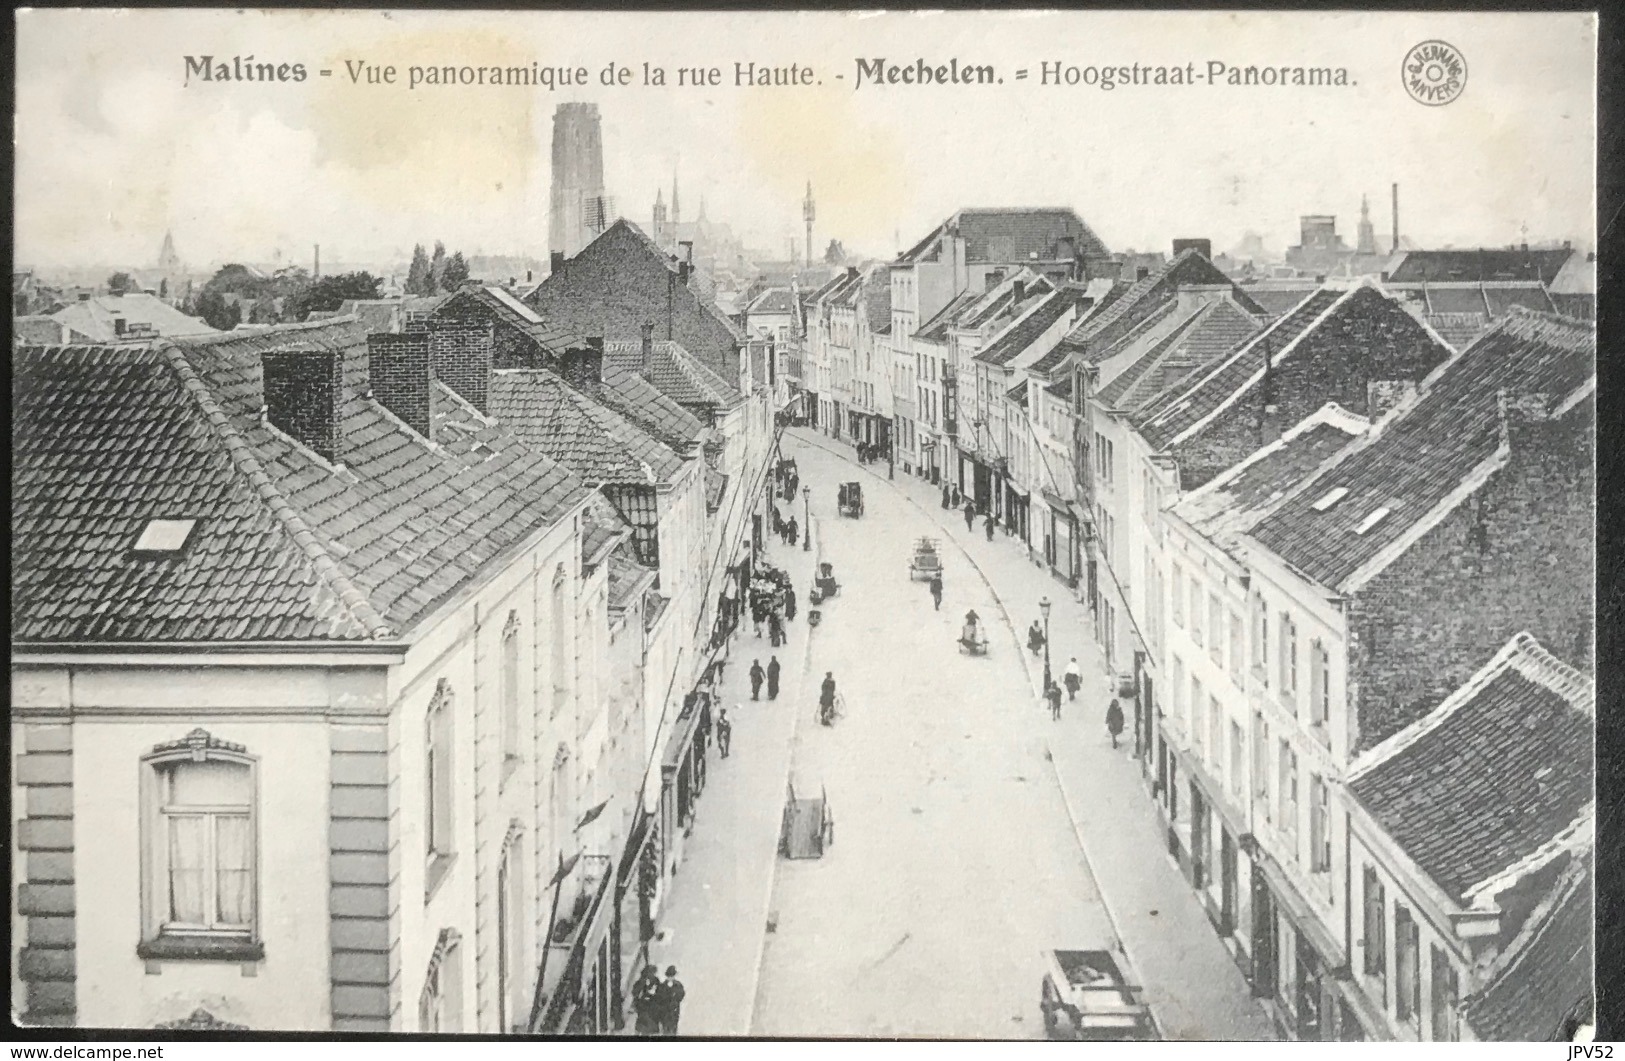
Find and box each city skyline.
[16,9,1596,270]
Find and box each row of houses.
[11,222,777,1033]
[791,206,1594,1041]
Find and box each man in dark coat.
[985,513,996,540]
[784,585,797,621]
[717,708,733,758]
[1047,680,1064,720]
[768,611,784,647]
[766,656,781,699]
[1106,699,1125,748]
[929,573,943,611]
[787,517,799,547]
[749,659,765,700]
[657,966,686,1035]
[963,500,976,531]
[819,671,837,725]
[631,963,663,1034]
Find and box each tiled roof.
[1347,632,1594,905]
[914,289,980,342]
[746,287,796,315]
[962,274,1054,330]
[1006,378,1029,408]
[591,363,707,449]
[1168,403,1368,556]
[1387,248,1574,284]
[974,286,1085,367]
[605,339,739,408]
[435,285,584,353]
[51,293,218,341]
[489,368,685,486]
[607,542,656,612]
[1095,300,1252,411]
[1483,283,1558,316]
[14,316,69,344]
[581,494,631,568]
[1044,375,1074,400]
[1130,286,1346,447]
[895,208,1109,266]
[1464,856,1593,1041]
[1233,282,1324,318]
[1245,310,1595,590]
[15,321,590,644]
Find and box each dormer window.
[1354,507,1391,535]
[133,519,198,554]
[1311,487,1348,512]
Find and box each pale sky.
[14,9,1597,271]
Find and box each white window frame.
[426,680,456,869]
[501,612,522,768]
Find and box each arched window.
[501,612,522,764]
[139,729,260,959]
[548,744,572,874]
[550,566,570,721]
[419,927,463,1033]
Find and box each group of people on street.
[855,441,884,465]
[630,965,687,1036]
[749,564,796,646]
[748,657,781,701]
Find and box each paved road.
[750,438,1118,1038]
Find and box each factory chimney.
[1391,183,1399,254]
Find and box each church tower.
[549,103,608,263]
[652,188,668,246]
[1356,194,1378,255]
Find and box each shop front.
[1249,846,1348,1041]
[657,689,712,883]
[531,852,616,1034]
[613,809,655,1027]
[1041,491,1081,588]
[803,389,819,427]
[1004,480,1030,543]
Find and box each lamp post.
[1039,596,1053,693]
[802,485,811,552]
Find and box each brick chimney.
[562,337,605,387]
[262,350,343,462]
[422,318,494,413]
[113,317,127,336]
[1013,280,1026,304]
[368,333,434,438]
[985,267,1006,292]
[550,251,566,274]
[1136,267,1150,281]
[640,322,656,377]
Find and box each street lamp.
[1039,596,1053,693]
[802,485,811,552]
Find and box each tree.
[158,277,169,300]
[440,251,470,291]
[107,271,135,296]
[287,271,384,319]
[429,241,448,292]
[194,289,241,331]
[405,244,432,295]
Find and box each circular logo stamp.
[1402,40,1467,106]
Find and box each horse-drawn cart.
[909,537,942,581]
[838,481,864,518]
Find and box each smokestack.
[526,269,533,283]
[314,244,320,278]
[640,322,655,377]
[1391,183,1399,253]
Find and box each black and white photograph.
[10,8,1599,1042]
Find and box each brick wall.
[16,723,75,1026]
[368,334,434,438]
[1177,288,1452,489]
[1347,399,1594,751]
[263,351,343,462]
[433,294,554,372]
[424,319,495,414]
[527,224,741,382]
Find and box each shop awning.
[661,697,706,772]
[1042,488,1071,510]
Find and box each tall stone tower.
[1356,194,1378,255]
[802,181,816,268]
[549,103,607,264]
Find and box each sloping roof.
[14,322,589,644]
[1347,632,1594,906]
[1168,403,1368,556]
[591,364,707,449]
[861,267,893,334]
[974,285,1087,367]
[51,293,218,341]
[1387,247,1574,284]
[604,339,738,408]
[914,289,980,342]
[1006,378,1029,408]
[746,287,796,315]
[607,542,656,612]
[13,316,69,344]
[1548,254,1596,296]
[961,273,1054,330]
[1234,282,1324,318]
[1245,310,1595,591]
[1463,856,1593,1041]
[489,368,685,486]
[895,208,1109,266]
[435,285,584,352]
[1095,299,1261,412]
[1130,285,1348,447]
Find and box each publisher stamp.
[1402,39,1467,106]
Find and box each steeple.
[802,181,816,269]
[652,188,667,241]
[1356,193,1378,255]
[158,230,181,273]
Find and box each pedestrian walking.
[963,501,976,532]
[1028,620,1046,656]
[751,599,766,638]
[929,573,943,610]
[1106,698,1125,748]
[1046,680,1063,721]
[985,513,996,541]
[749,659,765,700]
[631,963,663,1035]
[1064,657,1082,701]
[717,708,733,758]
[767,656,781,699]
[787,518,799,547]
[769,611,784,647]
[657,966,686,1035]
[819,671,838,726]
[784,585,797,621]
[940,484,951,510]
